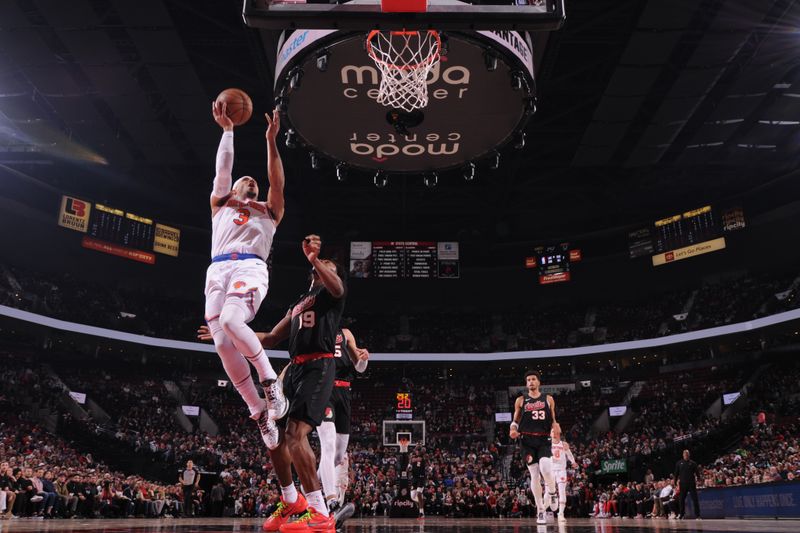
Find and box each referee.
[179,460,201,517]
[675,449,700,519]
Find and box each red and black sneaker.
[278,506,335,533]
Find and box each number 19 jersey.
[288,284,346,358]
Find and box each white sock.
[316,422,337,500]
[305,490,328,516]
[335,462,348,504]
[528,463,543,510]
[281,484,298,504]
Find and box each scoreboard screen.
[349,241,459,279]
[653,206,718,254]
[396,391,413,420]
[626,205,745,266]
[89,204,156,251]
[525,243,580,285]
[58,195,180,264]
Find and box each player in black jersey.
[317,327,369,512]
[202,305,369,519]
[254,235,346,532]
[510,370,560,525]
[409,450,426,518]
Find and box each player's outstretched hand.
[509,427,520,440]
[303,234,321,263]
[212,100,234,132]
[197,325,212,342]
[265,108,280,142]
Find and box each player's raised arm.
[211,101,235,211]
[303,235,345,298]
[265,109,285,225]
[510,396,522,439]
[343,327,369,372]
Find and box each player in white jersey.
[205,101,287,450]
[550,425,575,522]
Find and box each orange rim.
[366,30,441,72]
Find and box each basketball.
[215,88,253,126]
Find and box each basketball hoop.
[366,29,441,112]
[398,437,410,453]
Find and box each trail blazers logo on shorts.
[233,281,246,290]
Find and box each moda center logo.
[349,131,461,162]
[340,62,471,101]
[340,63,470,161]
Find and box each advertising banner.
[698,481,800,519]
[58,195,92,233]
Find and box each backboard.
[383,420,426,447]
[243,0,566,32]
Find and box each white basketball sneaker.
[254,408,280,449]
[262,378,289,420]
[537,509,546,524]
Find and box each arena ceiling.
[1,0,800,255]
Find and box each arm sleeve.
[212,131,234,197]
[566,449,576,466]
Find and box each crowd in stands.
[2,262,798,352]
[2,338,798,521]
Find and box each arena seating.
[2,262,798,352]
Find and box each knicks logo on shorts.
[324,407,333,420]
[233,281,246,290]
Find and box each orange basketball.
[215,88,253,126]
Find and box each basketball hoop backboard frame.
[243,0,566,32]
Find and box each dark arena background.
[1,1,799,533]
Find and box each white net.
[367,30,441,112]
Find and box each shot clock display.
[396,391,413,420]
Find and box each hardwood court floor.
[0,517,797,533]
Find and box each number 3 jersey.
[288,284,346,358]
[211,198,276,260]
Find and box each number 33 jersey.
[211,198,276,260]
[288,284,346,358]
[519,394,553,435]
